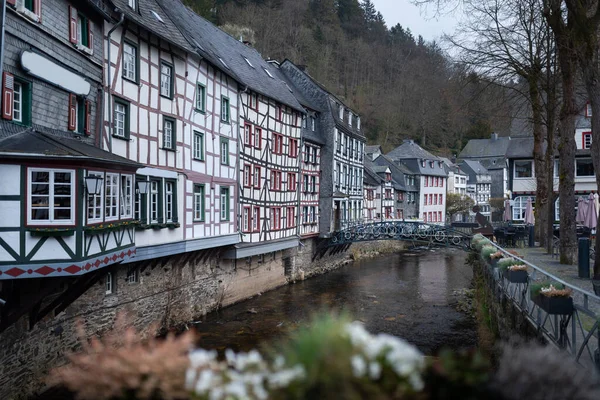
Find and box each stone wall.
[0,238,406,399]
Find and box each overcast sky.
[370,0,461,42]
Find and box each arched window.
[512,196,535,221]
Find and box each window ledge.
[74,43,93,56]
[16,6,39,23]
[194,108,206,114]
[162,147,176,152]
[137,222,180,230]
[123,77,140,85]
[160,94,174,100]
[192,157,205,162]
[84,220,139,235]
[112,134,132,141]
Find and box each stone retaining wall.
[0,238,406,399]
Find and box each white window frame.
[105,272,114,294]
[120,175,133,219]
[221,96,230,122]
[87,172,104,223]
[13,81,22,123]
[126,267,139,284]
[193,184,204,222]
[28,168,75,226]
[193,131,204,160]
[583,132,592,149]
[122,42,137,81]
[160,62,173,98]
[114,101,127,138]
[165,181,174,222]
[512,196,535,221]
[243,207,250,232]
[196,83,206,111]
[220,187,230,221]
[105,173,119,221]
[252,207,260,231]
[150,180,159,223]
[163,118,174,150]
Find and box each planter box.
[29,229,74,237]
[503,269,528,283]
[532,294,573,315]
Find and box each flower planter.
[29,229,74,237]
[503,269,528,283]
[532,294,573,315]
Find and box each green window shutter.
[171,179,178,223]
[157,179,164,223]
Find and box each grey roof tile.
[386,140,439,161]
[156,0,304,112]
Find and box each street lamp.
[84,175,104,195]
[136,179,149,194]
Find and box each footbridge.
[320,221,474,250]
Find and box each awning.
[223,236,299,259]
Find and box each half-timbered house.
[102,0,239,261]
[280,60,366,235]
[0,0,141,281]
[363,167,380,222]
[161,0,305,260]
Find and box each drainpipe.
[0,0,7,79]
[106,11,125,153]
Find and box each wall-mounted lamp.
[84,175,104,195]
[136,179,149,194]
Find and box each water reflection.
[193,249,476,355]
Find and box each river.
[191,248,477,355]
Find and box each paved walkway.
[517,246,597,295]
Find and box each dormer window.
[348,113,353,126]
[339,104,344,119]
[421,160,425,168]
[586,103,592,117]
[429,161,434,168]
[128,0,137,9]
[357,117,361,131]
[386,172,391,182]
[219,57,230,70]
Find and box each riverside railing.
[485,242,600,370]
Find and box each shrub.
[480,245,497,260]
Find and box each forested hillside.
[183,0,515,155]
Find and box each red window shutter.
[69,6,78,44]
[84,100,91,135]
[87,21,94,53]
[34,0,41,20]
[2,72,14,121]
[68,94,76,131]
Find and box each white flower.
[224,380,248,398]
[369,362,381,380]
[195,369,219,395]
[273,355,285,369]
[351,354,367,378]
[268,365,306,388]
[189,349,217,368]
[185,368,197,389]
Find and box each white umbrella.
[524,197,535,225]
[584,193,598,229]
[576,196,587,224]
[503,199,511,222]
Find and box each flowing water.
[192,248,477,355]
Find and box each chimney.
[491,132,498,141]
[403,139,414,144]
[243,40,252,47]
[297,64,308,72]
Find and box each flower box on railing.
[503,269,528,284]
[84,221,140,235]
[28,228,75,237]
[531,294,573,315]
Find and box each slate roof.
[386,140,439,161]
[110,0,193,53]
[505,137,536,158]
[363,165,382,187]
[460,160,489,176]
[157,0,304,112]
[459,136,512,159]
[0,127,141,168]
[372,155,411,191]
[365,145,382,154]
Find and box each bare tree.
[446,0,554,248]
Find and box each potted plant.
[480,245,496,263]
[530,282,573,315]
[471,234,489,251]
[489,250,505,267]
[498,258,528,283]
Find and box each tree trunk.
[545,43,557,254]
[557,47,578,265]
[530,79,549,248]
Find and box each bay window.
[29,169,75,225]
[514,160,533,178]
[576,158,595,177]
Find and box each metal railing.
[485,242,600,370]
[325,221,473,249]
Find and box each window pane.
[514,161,533,178]
[576,159,594,176]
